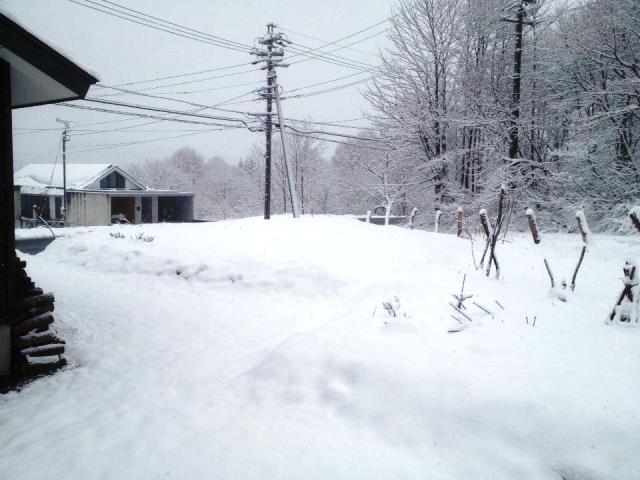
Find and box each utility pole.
[504,0,536,160]
[56,118,70,225]
[273,73,300,218]
[251,23,299,218]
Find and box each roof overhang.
[69,190,194,197]
[0,13,98,109]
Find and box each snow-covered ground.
[1,216,639,479]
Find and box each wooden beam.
[0,58,15,376]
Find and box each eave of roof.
[0,13,98,109]
[71,189,194,197]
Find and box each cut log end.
[18,356,67,377]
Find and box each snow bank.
[2,216,639,479]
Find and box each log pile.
[10,256,65,377]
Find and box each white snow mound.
[2,215,639,479]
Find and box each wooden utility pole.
[508,2,524,159]
[264,71,273,219]
[263,25,274,220]
[56,119,70,225]
[505,0,536,159]
[252,23,298,218]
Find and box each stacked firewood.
[11,256,65,376]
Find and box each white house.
[14,163,194,226]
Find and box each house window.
[21,195,50,219]
[100,171,125,189]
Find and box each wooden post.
[525,208,540,244]
[485,186,506,278]
[0,59,15,376]
[434,209,441,233]
[456,207,463,237]
[630,208,640,232]
[571,210,589,292]
[609,262,637,322]
[479,210,491,237]
[409,207,418,229]
[544,258,556,288]
[479,209,491,268]
[365,210,372,224]
[576,211,589,244]
[525,206,553,288]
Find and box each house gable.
[74,165,146,191]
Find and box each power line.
[279,27,380,58]
[283,17,390,65]
[79,97,256,127]
[60,102,379,144]
[309,115,382,124]
[71,0,387,87]
[74,2,390,100]
[93,85,260,115]
[66,129,226,154]
[15,88,259,135]
[282,17,392,71]
[93,67,261,98]
[18,129,232,163]
[284,70,372,94]
[106,62,255,89]
[280,123,379,142]
[282,76,372,100]
[282,118,376,131]
[153,80,265,96]
[287,16,391,49]
[72,124,222,137]
[287,28,389,71]
[97,66,372,104]
[68,0,251,53]
[73,90,258,134]
[67,0,245,51]
[98,0,249,50]
[285,130,386,150]
[287,43,375,71]
[60,103,251,129]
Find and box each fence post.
[456,207,464,237]
[409,207,418,229]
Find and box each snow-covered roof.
[14,163,146,194]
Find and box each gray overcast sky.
[1,0,394,168]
